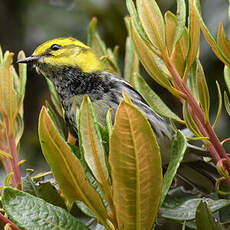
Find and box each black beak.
[17,56,40,64]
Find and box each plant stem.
[165,58,230,185]
[4,115,21,188]
[0,212,20,230]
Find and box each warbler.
[18,37,217,191]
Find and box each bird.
[17,37,218,192]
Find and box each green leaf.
[134,72,183,122]
[165,11,189,77]
[160,131,187,206]
[38,106,110,226]
[124,36,139,85]
[126,0,150,44]
[212,81,222,129]
[183,101,203,138]
[22,174,40,197]
[136,0,166,52]
[196,200,224,230]
[15,113,24,145]
[78,95,109,183]
[173,0,186,49]
[75,201,96,218]
[109,100,162,229]
[17,50,27,104]
[106,108,113,138]
[224,65,230,94]
[2,187,89,230]
[0,52,17,132]
[184,0,200,80]
[130,22,184,98]
[194,0,230,67]
[217,23,230,62]
[160,198,230,221]
[88,17,107,57]
[196,60,210,123]
[188,61,199,102]
[37,181,67,209]
[45,77,63,117]
[224,91,230,116]
[78,96,114,219]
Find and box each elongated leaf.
[224,91,230,116]
[212,81,222,129]
[106,108,113,138]
[196,200,224,230]
[46,77,63,117]
[2,187,89,230]
[224,65,230,94]
[17,50,27,104]
[173,0,186,48]
[134,72,183,122]
[194,0,230,67]
[196,60,210,123]
[38,107,109,226]
[184,0,200,80]
[78,96,113,214]
[126,0,150,44]
[78,95,109,183]
[183,102,203,138]
[161,198,230,221]
[188,61,200,102]
[217,23,230,62]
[0,52,17,131]
[165,11,177,56]
[160,131,187,206]
[88,17,106,56]
[165,11,189,77]
[124,36,139,85]
[137,0,165,52]
[109,100,162,229]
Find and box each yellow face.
[31,37,104,73]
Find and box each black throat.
[39,64,108,104]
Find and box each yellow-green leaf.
[124,36,139,85]
[217,23,230,63]
[17,51,27,105]
[212,81,222,129]
[224,65,230,94]
[183,102,203,138]
[224,91,230,116]
[194,0,230,67]
[130,22,184,98]
[126,0,150,44]
[160,131,187,206]
[109,100,162,230]
[78,95,109,183]
[184,0,200,80]
[173,0,186,48]
[165,11,189,77]
[134,72,183,123]
[165,11,177,56]
[88,17,106,57]
[38,107,109,226]
[0,52,18,133]
[196,60,210,123]
[137,0,166,53]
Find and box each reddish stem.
[165,58,230,185]
[4,115,21,188]
[0,212,20,230]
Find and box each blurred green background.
[0,0,229,196]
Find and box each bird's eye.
[50,44,61,51]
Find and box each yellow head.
[18,37,104,73]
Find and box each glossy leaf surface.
[109,100,162,229]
